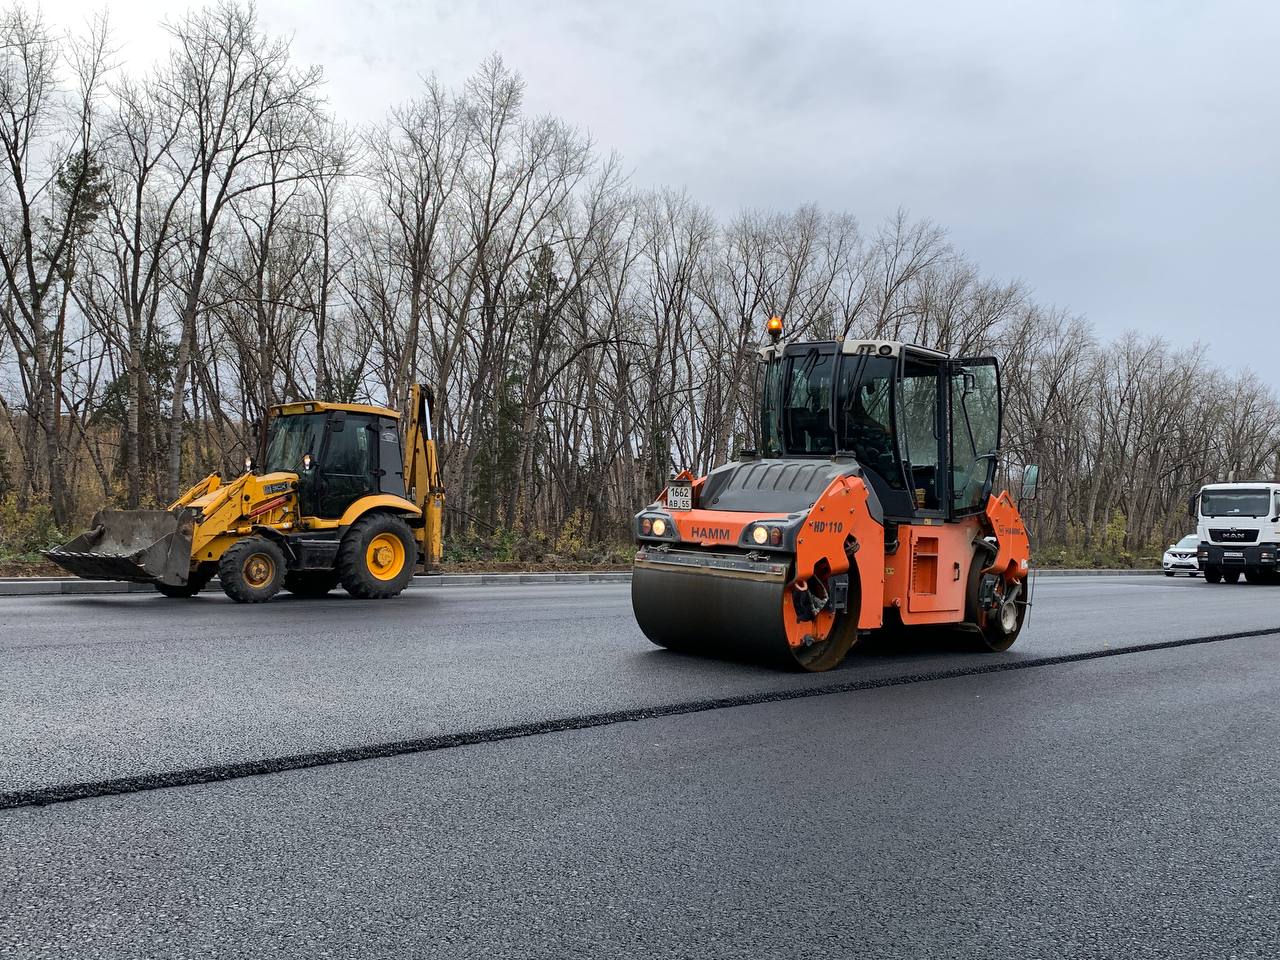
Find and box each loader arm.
[406,383,445,568]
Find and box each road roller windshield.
[761,347,904,479]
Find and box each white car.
[1163,534,1200,576]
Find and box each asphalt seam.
[4,625,1277,811]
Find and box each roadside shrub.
[0,494,64,561]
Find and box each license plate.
[666,481,693,511]
[1224,551,1244,559]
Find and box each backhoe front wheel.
[338,514,417,599]
[219,537,286,603]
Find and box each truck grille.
[1209,528,1258,543]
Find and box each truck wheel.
[219,537,286,603]
[284,571,340,598]
[1222,569,1241,584]
[1245,568,1266,585]
[337,513,417,599]
[154,562,215,598]
[1203,567,1221,583]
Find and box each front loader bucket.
[44,509,194,586]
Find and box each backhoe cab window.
[264,413,327,473]
[318,416,378,517]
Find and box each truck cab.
[1192,482,1280,584]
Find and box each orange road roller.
[631,322,1035,671]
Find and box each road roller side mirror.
[1019,464,1040,503]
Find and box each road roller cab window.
[895,359,944,511]
[950,359,1001,516]
[836,356,901,486]
[780,347,837,454]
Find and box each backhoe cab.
[631,323,1033,671]
[48,385,444,603]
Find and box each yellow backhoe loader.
[47,385,444,603]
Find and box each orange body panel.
[792,474,885,634]
[882,518,980,625]
[666,509,756,547]
[985,490,1031,581]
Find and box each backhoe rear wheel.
[219,537,286,603]
[284,570,340,598]
[338,513,417,599]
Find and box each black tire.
[284,570,340,598]
[219,537,286,603]
[963,549,1025,652]
[154,562,215,598]
[337,513,417,599]
[1223,569,1241,584]
[1163,571,1175,578]
[1204,567,1222,584]
[1245,568,1266,585]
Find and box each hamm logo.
[690,525,732,542]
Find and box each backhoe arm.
[406,384,445,569]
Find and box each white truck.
[1190,481,1280,584]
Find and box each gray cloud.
[46,0,1280,384]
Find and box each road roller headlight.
[636,512,677,541]
[743,522,789,550]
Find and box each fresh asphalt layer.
[2,575,1279,799]
[4,635,1279,959]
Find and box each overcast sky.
[42,0,1280,386]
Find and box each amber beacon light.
[766,316,784,341]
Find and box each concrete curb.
[1032,568,1164,578]
[0,567,1158,597]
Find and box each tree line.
[2,2,1277,563]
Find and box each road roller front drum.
[632,551,859,672]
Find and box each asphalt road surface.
[3,575,1279,957]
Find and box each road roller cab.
[631,327,1033,671]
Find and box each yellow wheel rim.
[366,532,406,581]
[243,552,275,588]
